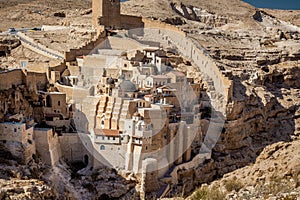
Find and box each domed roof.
[119,80,137,92]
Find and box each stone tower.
[92,0,121,28]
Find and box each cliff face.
[189,140,300,199]
[120,0,300,196]
[0,0,300,198]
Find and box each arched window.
[100,145,105,150]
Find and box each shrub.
[190,187,208,200]
[224,178,243,192]
[190,185,225,200]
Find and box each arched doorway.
[46,95,52,107]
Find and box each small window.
[14,128,17,132]
[100,145,105,150]
[113,137,115,140]
[58,101,61,106]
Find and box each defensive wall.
[16,32,64,60]
[120,14,144,29]
[139,18,233,113]
[26,71,48,91]
[49,62,67,74]
[54,83,90,101]
[104,36,148,50]
[59,133,91,164]
[0,69,26,90]
[34,128,62,166]
[64,29,107,62]
[0,69,53,92]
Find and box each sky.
[243,0,300,10]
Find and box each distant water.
[243,0,300,10]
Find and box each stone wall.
[106,36,147,50]
[0,69,25,90]
[49,62,67,75]
[54,83,89,101]
[92,0,121,28]
[16,32,64,60]
[34,128,62,166]
[120,15,144,29]
[139,19,233,113]
[142,18,185,36]
[65,30,106,62]
[26,71,48,91]
[0,123,30,144]
[58,133,90,164]
[0,123,35,163]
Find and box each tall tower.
[92,0,121,29]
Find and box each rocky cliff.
[122,0,300,197]
[0,0,300,199]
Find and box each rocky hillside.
[122,0,300,197]
[0,0,91,31]
[0,141,139,200]
[0,0,299,199]
[188,140,300,199]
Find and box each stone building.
[40,91,71,132]
[74,46,204,186]
[0,121,36,163]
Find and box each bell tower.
[92,0,121,29]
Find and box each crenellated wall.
[64,30,107,62]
